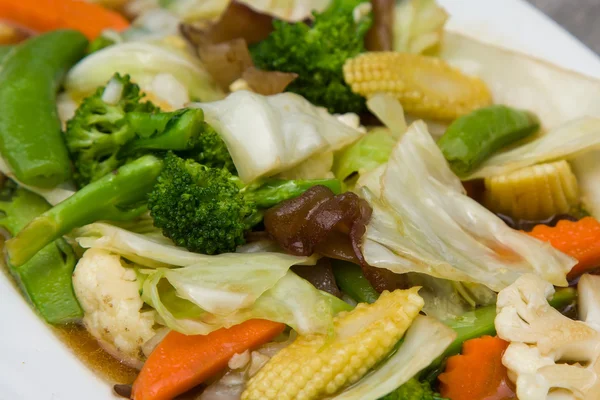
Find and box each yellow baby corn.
[241,288,424,400]
[343,52,492,121]
[484,160,580,221]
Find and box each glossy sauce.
[53,324,138,384]
[1,260,137,385]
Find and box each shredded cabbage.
[190,91,365,183]
[361,120,575,291]
[65,42,224,108]
[332,315,455,399]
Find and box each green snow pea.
[332,260,380,304]
[0,187,82,324]
[0,30,88,188]
[438,105,540,177]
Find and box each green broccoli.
[250,0,372,114]
[65,73,233,187]
[5,155,164,268]
[379,379,447,400]
[148,153,342,255]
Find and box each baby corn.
[484,160,579,221]
[241,288,424,400]
[343,52,492,121]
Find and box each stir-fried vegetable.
[437,105,540,176]
[191,91,365,184]
[132,320,285,400]
[343,52,491,121]
[250,0,372,114]
[0,187,82,324]
[65,41,225,106]
[332,127,395,183]
[495,274,600,400]
[438,336,515,400]
[0,0,129,39]
[333,315,456,400]
[149,152,341,254]
[380,378,447,400]
[331,261,380,304]
[72,248,155,369]
[66,73,232,186]
[361,120,575,291]
[483,160,580,221]
[0,30,87,188]
[6,155,163,267]
[243,288,424,400]
[421,286,576,381]
[528,217,600,279]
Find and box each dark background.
[528,0,600,55]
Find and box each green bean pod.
[438,105,540,177]
[0,30,88,188]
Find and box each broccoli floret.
[380,379,447,400]
[250,0,372,114]
[65,73,233,187]
[178,122,236,173]
[148,153,341,255]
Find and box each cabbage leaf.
[331,315,455,400]
[332,128,395,182]
[441,32,600,217]
[464,117,600,179]
[65,42,224,108]
[190,91,365,183]
[361,121,575,291]
[393,0,448,54]
[75,223,334,335]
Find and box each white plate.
[1,1,599,399]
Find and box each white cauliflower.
[72,248,156,369]
[495,274,600,400]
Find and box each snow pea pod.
[438,105,540,177]
[0,30,88,188]
[332,260,380,304]
[0,187,82,324]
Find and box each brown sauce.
[53,324,138,385]
[1,256,137,385]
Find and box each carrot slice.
[132,319,285,400]
[438,336,516,400]
[0,0,129,40]
[528,216,600,279]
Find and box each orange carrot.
[132,319,285,400]
[0,0,129,40]
[528,217,600,279]
[438,336,516,400]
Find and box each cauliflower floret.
[495,274,600,400]
[72,248,156,369]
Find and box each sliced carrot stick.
[132,319,285,400]
[0,0,129,40]
[528,217,600,279]
[438,336,516,400]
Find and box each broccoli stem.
[6,155,164,267]
[244,178,342,209]
[422,287,577,381]
[121,109,206,154]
